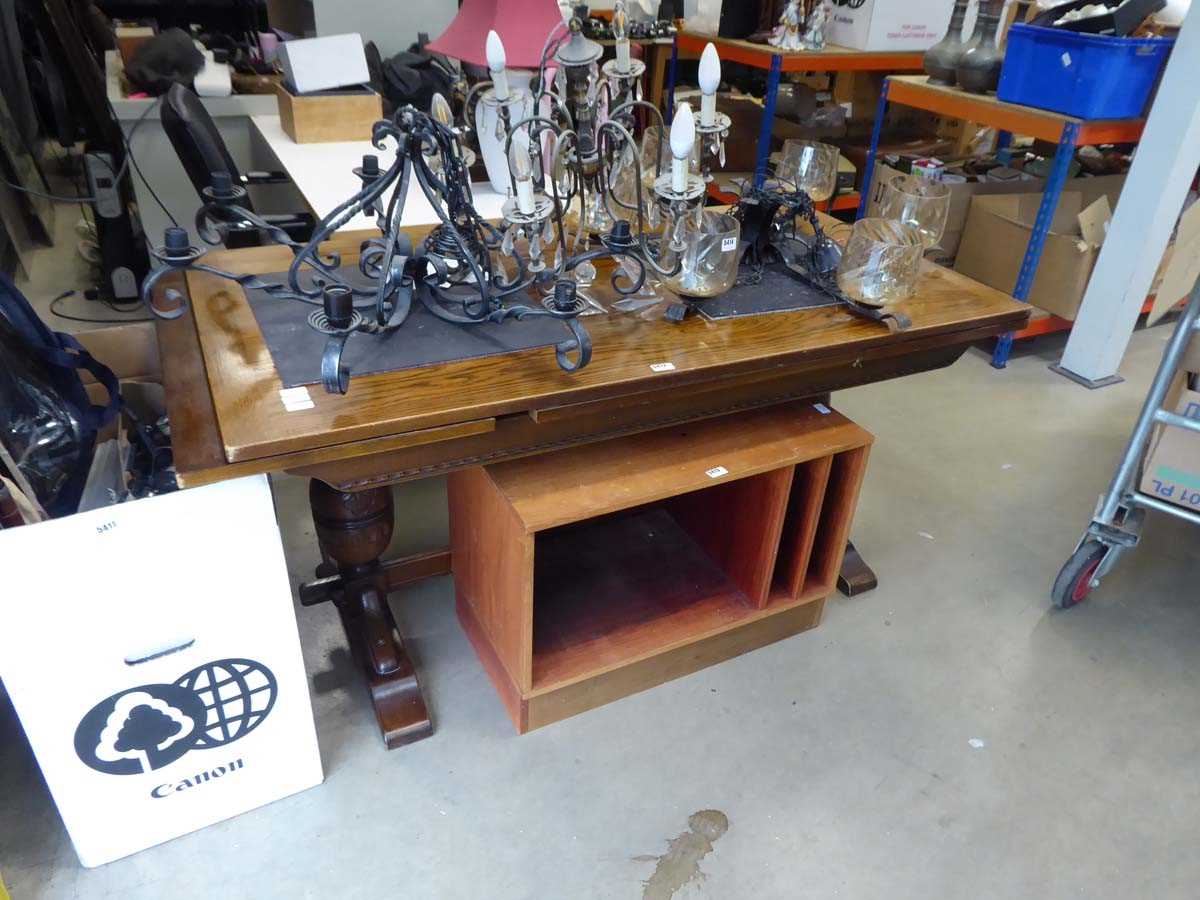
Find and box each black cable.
[126,138,179,226]
[0,98,160,204]
[49,291,151,324]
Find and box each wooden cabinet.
[448,402,872,733]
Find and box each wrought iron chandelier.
[140,1,734,395]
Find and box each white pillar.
[1056,7,1200,386]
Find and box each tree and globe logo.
[74,658,278,776]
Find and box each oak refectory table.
[153,222,1029,749]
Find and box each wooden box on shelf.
[447,402,873,734]
[275,82,382,144]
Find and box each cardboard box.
[0,323,323,867]
[954,192,1100,320]
[275,82,382,143]
[827,0,955,51]
[1140,373,1200,514]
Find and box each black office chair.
[160,82,315,248]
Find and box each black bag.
[125,28,205,96]
[366,41,455,116]
[0,275,121,517]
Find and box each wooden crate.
[448,402,872,733]
[275,83,382,143]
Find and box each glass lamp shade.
[777,140,839,203]
[836,218,924,307]
[878,174,951,250]
[661,210,741,298]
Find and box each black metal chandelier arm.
[417,278,492,325]
[410,154,493,304]
[189,265,323,305]
[194,203,233,246]
[383,265,416,328]
[500,303,592,372]
[320,332,352,395]
[606,250,648,295]
[204,201,309,252]
[545,128,582,261]
[285,147,408,298]
[637,231,683,279]
[139,263,189,320]
[369,157,417,325]
[554,316,592,372]
[596,119,646,226]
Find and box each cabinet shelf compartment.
[448,401,872,733]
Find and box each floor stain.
[636,809,729,900]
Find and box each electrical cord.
[49,290,152,324]
[0,97,160,204]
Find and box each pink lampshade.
[426,0,565,69]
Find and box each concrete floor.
[4,237,1200,897]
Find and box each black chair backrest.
[161,82,254,212]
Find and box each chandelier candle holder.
[601,1,645,109]
[694,41,731,181]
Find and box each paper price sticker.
[721,236,738,252]
[650,362,676,372]
[279,387,314,412]
[706,466,729,479]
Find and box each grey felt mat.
[244,269,572,389]
[696,264,839,321]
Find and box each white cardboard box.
[827,0,962,52]
[0,475,323,867]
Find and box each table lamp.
[425,0,565,69]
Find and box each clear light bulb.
[699,43,720,127]
[430,93,452,127]
[486,30,510,101]
[509,139,536,215]
[670,102,695,193]
[613,1,631,73]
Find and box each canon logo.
[151,759,245,798]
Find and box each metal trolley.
[1052,283,1200,609]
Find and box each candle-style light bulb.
[669,102,695,193]
[698,43,720,128]
[486,30,510,101]
[613,1,631,73]
[510,139,536,215]
[430,92,453,127]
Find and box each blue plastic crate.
[998,24,1174,120]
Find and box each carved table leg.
[838,540,879,597]
[309,480,433,749]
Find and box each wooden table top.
[158,221,1028,488]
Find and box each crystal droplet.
[577,260,596,285]
[494,116,505,142]
[553,245,563,271]
[542,217,555,243]
[647,202,659,230]
[501,226,515,256]
[529,232,541,261]
[718,141,726,168]
[673,215,688,246]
